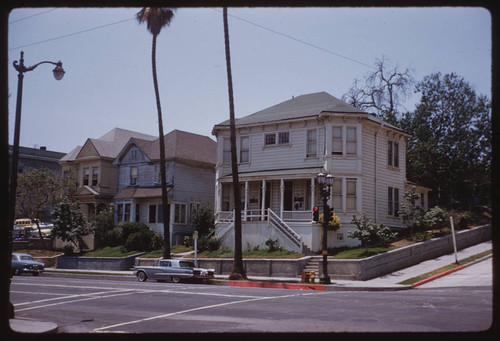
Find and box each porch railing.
[268,208,302,249]
[281,210,313,222]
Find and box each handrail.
[267,208,301,247]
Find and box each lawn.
[329,247,393,259]
[191,248,305,259]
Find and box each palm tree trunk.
[151,33,171,259]
[223,8,246,280]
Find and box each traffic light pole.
[319,186,331,285]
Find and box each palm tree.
[223,7,246,280]
[137,7,175,259]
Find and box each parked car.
[134,259,214,283]
[11,253,45,276]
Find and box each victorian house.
[211,92,429,253]
[59,128,157,222]
[113,129,216,245]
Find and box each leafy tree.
[398,186,425,237]
[92,203,115,248]
[400,72,491,208]
[51,198,91,252]
[190,205,215,236]
[342,56,415,125]
[136,7,175,259]
[223,7,246,280]
[16,168,59,245]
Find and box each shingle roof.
[214,92,365,128]
[60,128,156,162]
[117,129,216,166]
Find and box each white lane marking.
[93,292,306,332]
[14,289,134,306]
[15,290,135,312]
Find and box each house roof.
[114,187,166,200]
[60,128,156,162]
[212,91,408,135]
[115,129,216,166]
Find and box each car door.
[155,260,172,280]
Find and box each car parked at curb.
[11,253,45,276]
[134,259,214,283]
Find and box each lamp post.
[317,172,333,284]
[8,51,65,318]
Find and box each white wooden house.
[212,92,426,253]
[113,130,216,245]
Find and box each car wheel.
[171,276,181,283]
[137,271,147,282]
[13,268,19,276]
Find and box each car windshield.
[179,261,194,268]
[20,255,34,261]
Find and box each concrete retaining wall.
[57,253,145,271]
[135,256,309,278]
[322,224,492,280]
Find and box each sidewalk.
[10,240,493,333]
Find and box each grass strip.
[397,249,492,285]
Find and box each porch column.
[280,178,284,218]
[216,181,222,222]
[244,181,248,221]
[311,177,315,209]
[261,179,266,219]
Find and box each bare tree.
[342,56,414,124]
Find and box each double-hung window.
[346,178,357,211]
[332,178,343,210]
[240,136,249,163]
[306,129,317,157]
[332,126,359,157]
[174,203,187,224]
[388,187,400,217]
[388,140,399,168]
[130,166,138,186]
[332,127,343,155]
[346,127,357,156]
[91,167,98,186]
[83,167,90,186]
[223,137,231,164]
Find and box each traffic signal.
[313,206,319,222]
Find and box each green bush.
[105,229,122,247]
[125,229,154,252]
[151,233,164,250]
[265,237,281,252]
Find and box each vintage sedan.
[134,259,214,283]
[11,253,45,276]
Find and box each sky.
[7,6,492,153]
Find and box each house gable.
[76,139,99,159]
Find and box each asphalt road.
[10,260,493,333]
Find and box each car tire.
[137,271,148,282]
[13,269,19,276]
[171,276,181,283]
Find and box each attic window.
[130,148,137,159]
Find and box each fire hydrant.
[310,271,316,283]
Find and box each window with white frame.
[130,166,138,186]
[240,136,249,163]
[332,177,342,211]
[332,127,343,155]
[306,129,317,157]
[346,127,357,156]
[83,167,90,186]
[116,201,132,223]
[388,140,399,168]
[264,131,290,146]
[223,137,231,164]
[91,167,98,186]
[388,187,400,217]
[153,163,170,185]
[346,178,357,211]
[174,203,187,224]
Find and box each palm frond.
[136,7,175,36]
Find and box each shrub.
[348,213,397,251]
[198,235,220,252]
[105,229,122,247]
[422,206,447,231]
[265,237,281,252]
[120,222,150,243]
[125,229,154,252]
[151,233,164,251]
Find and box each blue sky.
[8,7,491,153]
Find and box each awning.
[114,186,169,200]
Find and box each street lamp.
[317,172,334,284]
[8,51,65,318]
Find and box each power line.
[8,8,57,24]
[212,8,376,70]
[9,17,136,51]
